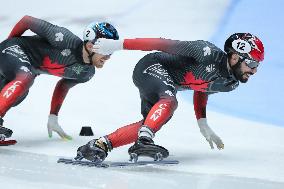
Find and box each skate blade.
[0,140,17,146]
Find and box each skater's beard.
[231,64,249,83]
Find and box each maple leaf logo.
[180,72,209,92]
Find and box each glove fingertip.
[65,136,73,140]
[62,136,72,141]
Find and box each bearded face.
[229,53,256,83]
[231,63,248,83]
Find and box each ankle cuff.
[0,117,3,126]
[138,125,155,139]
[100,136,113,152]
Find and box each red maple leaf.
[180,72,209,92]
[40,56,65,76]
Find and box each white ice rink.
[0,0,283,188]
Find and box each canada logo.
[180,72,209,92]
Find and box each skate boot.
[76,138,109,162]
[0,126,13,141]
[0,117,13,141]
[128,136,169,162]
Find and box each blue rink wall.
[186,0,283,127]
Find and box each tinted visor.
[239,56,259,69]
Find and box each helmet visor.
[239,56,259,69]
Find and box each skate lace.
[95,140,108,151]
[89,139,108,152]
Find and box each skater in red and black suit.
[77,33,265,162]
[0,15,119,142]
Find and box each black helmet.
[224,33,264,62]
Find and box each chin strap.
[229,56,246,80]
[231,56,245,70]
[84,42,95,65]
